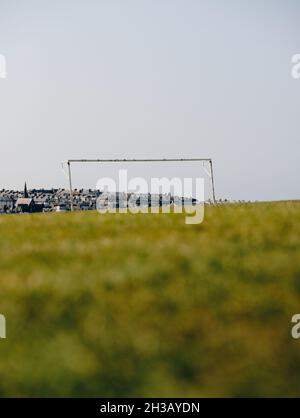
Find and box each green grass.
[0,202,300,397]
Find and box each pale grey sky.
[0,0,299,200]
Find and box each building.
[15,183,43,213]
[0,196,14,212]
[15,197,35,213]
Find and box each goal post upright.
[209,159,216,203]
[67,161,74,212]
[66,158,216,211]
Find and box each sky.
[0,0,299,201]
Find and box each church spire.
[24,182,29,198]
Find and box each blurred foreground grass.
[0,202,300,397]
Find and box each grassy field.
[0,202,300,397]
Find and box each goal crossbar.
[65,158,216,211]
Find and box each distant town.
[0,183,216,214]
[0,183,84,213]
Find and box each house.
[0,195,14,212]
[15,198,35,213]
